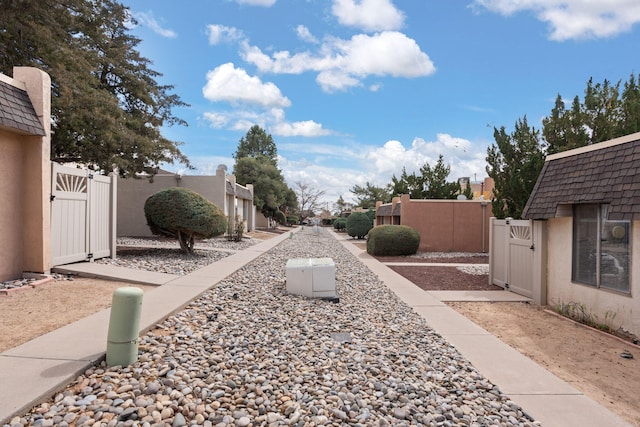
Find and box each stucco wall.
[547,217,640,337]
[117,168,248,237]
[0,68,51,280]
[398,195,491,253]
[0,130,25,281]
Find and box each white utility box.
[286,257,337,300]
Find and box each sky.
[120,0,640,207]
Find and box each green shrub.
[366,225,420,256]
[346,212,372,239]
[274,210,286,225]
[227,215,245,242]
[144,187,227,253]
[333,218,347,231]
[287,215,299,226]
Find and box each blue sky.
[121,0,640,206]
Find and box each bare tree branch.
[293,180,326,222]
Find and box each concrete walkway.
[332,231,631,427]
[0,229,632,426]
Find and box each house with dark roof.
[0,68,52,281]
[522,131,640,337]
[117,164,255,237]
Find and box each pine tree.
[486,116,545,219]
[0,0,190,175]
[233,126,292,219]
[420,155,461,199]
[233,125,278,166]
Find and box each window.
[572,204,630,293]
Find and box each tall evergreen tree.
[542,94,589,155]
[233,125,278,166]
[0,0,190,176]
[486,116,545,219]
[542,74,640,153]
[583,77,621,143]
[389,167,424,199]
[420,155,461,199]
[233,125,292,219]
[350,182,390,209]
[620,73,640,135]
[234,157,290,219]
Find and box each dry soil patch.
[0,278,154,353]
[448,301,640,426]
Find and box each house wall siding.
[546,217,640,337]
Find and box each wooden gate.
[50,163,116,266]
[489,218,534,298]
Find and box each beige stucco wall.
[0,68,51,280]
[547,217,639,337]
[0,130,25,281]
[117,166,254,237]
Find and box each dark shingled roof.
[375,202,401,217]
[522,133,640,221]
[0,79,46,136]
[376,204,392,216]
[235,183,253,200]
[226,180,235,195]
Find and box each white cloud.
[202,63,291,108]
[361,134,488,184]
[202,112,230,128]
[201,67,332,137]
[182,134,490,207]
[241,31,435,92]
[296,25,319,44]
[332,0,405,32]
[236,0,277,6]
[131,12,177,38]
[271,120,332,137]
[473,0,640,40]
[207,25,245,45]
[277,134,489,206]
[189,156,236,175]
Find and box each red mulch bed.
[388,265,501,291]
[375,255,489,264]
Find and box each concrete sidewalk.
[332,230,631,427]
[0,229,632,426]
[0,231,295,425]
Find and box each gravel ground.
[6,229,539,426]
[0,237,260,290]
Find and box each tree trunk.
[178,231,195,254]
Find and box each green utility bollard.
[106,287,143,366]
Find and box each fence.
[489,217,547,304]
[50,163,116,266]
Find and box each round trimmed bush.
[333,217,347,231]
[144,187,227,253]
[366,225,420,256]
[346,212,372,239]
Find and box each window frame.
[571,203,631,294]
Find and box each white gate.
[50,163,116,266]
[489,218,534,298]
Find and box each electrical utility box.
[286,257,337,300]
